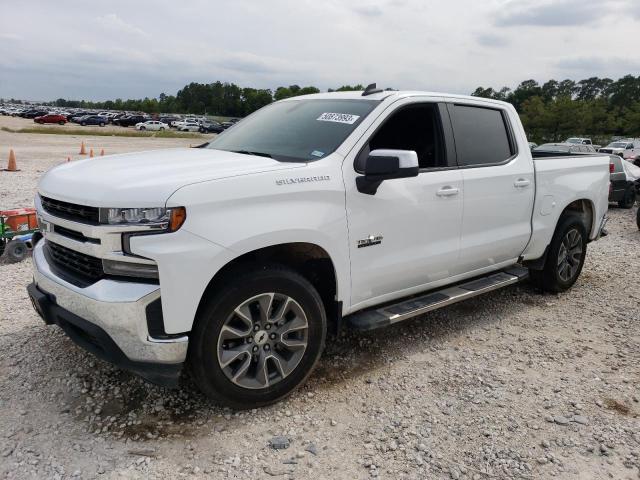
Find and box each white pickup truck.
[28,87,610,408]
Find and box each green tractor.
[0,208,41,263]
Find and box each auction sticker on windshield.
[317,112,360,124]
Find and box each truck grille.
[44,240,104,284]
[40,195,100,225]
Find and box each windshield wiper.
[231,149,273,158]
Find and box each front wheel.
[99,122,105,127]
[159,127,165,131]
[81,121,86,126]
[189,265,327,409]
[529,214,587,293]
[58,121,65,125]
[139,126,145,130]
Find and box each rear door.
[448,102,535,274]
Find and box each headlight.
[100,206,186,232]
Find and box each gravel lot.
[1,123,639,480]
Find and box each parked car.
[599,139,640,160]
[160,116,180,126]
[608,155,639,208]
[34,114,67,125]
[565,137,593,145]
[29,90,610,408]
[533,143,597,155]
[135,120,169,131]
[199,120,225,133]
[21,109,49,119]
[114,115,148,127]
[68,111,95,123]
[174,118,201,131]
[76,115,107,127]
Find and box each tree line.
[48,83,365,118]
[22,76,640,142]
[471,75,640,143]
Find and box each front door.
[343,100,464,310]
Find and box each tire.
[81,122,86,126]
[0,239,5,257]
[199,127,205,133]
[99,122,105,127]
[636,207,640,230]
[529,214,587,293]
[618,187,636,209]
[5,240,28,263]
[58,121,65,125]
[159,127,165,131]
[189,265,327,409]
[139,126,145,130]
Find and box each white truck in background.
[28,86,609,408]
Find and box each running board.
[347,266,529,331]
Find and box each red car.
[34,114,67,125]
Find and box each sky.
[1,0,639,101]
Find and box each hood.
[38,148,304,207]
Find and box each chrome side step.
[347,266,529,331]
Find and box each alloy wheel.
[216,293,309,389]
[557,228,583,282]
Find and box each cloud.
[496,0,603,27]
[352,5,384,17]
[555,56,640,78]
[0,33,21,41]
[476,33,509,47]
[96,13,148,36]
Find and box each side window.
[449,104,514,166]
[364,103,446,170]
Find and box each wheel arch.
[194,242,342,334]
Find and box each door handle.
[514,178,531,188]
[436,186,460,197]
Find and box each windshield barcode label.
[317,112,360,124]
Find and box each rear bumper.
[29,240,187,386]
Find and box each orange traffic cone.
[4,149,19,171]
[100,148,105,156]
[89,148,94,158]
[79,141,86,155]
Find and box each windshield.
[206,98,379,162]
[565,138,582,144]
[608,142,630,148]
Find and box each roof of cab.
[278,90,512,108]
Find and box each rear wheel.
[81,121,87,126]
[529,214,587,293]
[5,240,28,263]
[139,126,146,130]
[189,265,327,409]
[618,186,636,209]
[58,121,65,125]
[159,127,165,131]
[99,122,105,127]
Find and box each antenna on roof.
[362,83,383,96]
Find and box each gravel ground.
[1,123,639,480]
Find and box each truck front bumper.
[28,241,188,387]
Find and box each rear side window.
[450,105,514,166]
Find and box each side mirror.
[356,149,419,195]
